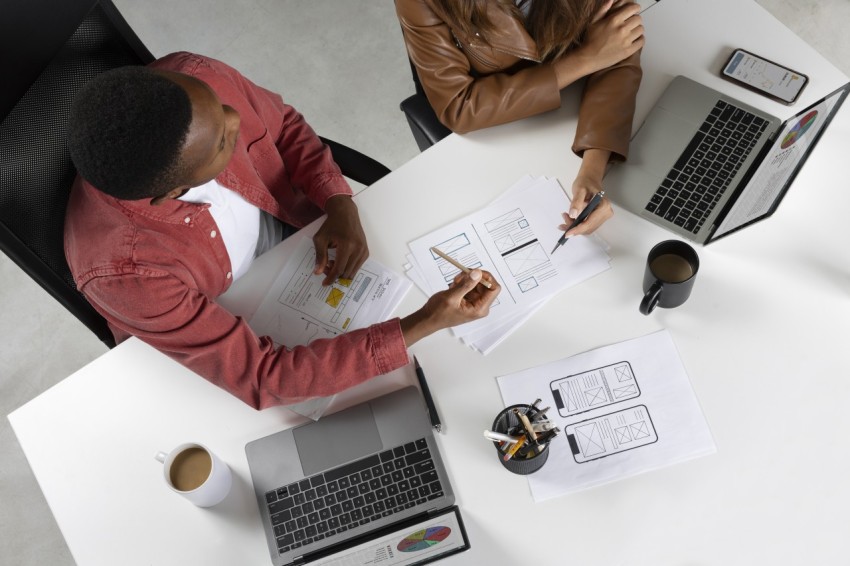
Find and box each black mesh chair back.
[0,1,155,348]
[1,0,390,350]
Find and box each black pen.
[550,191,605,254]
[413,356,442,432]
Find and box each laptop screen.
[712,83,850,239]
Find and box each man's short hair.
[67,66,193,200]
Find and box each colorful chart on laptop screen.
[397,526,451,552]
[781,110,818,149]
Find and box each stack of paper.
[405,175,611,354]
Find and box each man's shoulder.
[149,52,239,81]
[149,52,261,106]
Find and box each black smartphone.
[721,48,808,105]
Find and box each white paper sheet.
[496,330,716,501]
[249,236,411,419]
[406,176,610,353]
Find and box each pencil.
[429,247,493,289]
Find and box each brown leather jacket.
[395,0,642,161]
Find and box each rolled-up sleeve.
[572,50,643,162]
[83,272,410,410]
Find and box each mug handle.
[639,281,663,315]
[154,451,167,463]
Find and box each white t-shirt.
[179,179,260,281]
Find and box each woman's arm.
[396,0,562,133]
[571,1,644,161]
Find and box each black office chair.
[399,59,452,152]
[0,0,391,350]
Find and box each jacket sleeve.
[83,272,410,410]
[395,0,562,134]
[275,101,353,210]
[572,50,643,162]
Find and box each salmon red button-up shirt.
[64,52,409,409]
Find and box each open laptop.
[604,75,849,244]
[246,386,470,566]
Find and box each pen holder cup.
[492,404,550,475]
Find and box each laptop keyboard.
[645,100,769,233]
[264,437,444,555]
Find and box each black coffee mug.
[639,240,699,315]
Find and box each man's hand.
[400,269,501,347]
[313,195,369,286]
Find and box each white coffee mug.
[154,442,232,507]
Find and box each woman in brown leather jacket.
[396,0,644,235]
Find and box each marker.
[551,191,605,254]
[484,430,521,444]
[535,427,562,445]
[531,421,557,433]
[413,356,442,432]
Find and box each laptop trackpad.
[293,403,383,476]
[631,107,701,177]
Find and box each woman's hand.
[577,1,645,74]
[562,149,614,237]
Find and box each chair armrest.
[400,93,451,152]
[319,137,391,187]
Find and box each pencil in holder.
[491,403,550,475]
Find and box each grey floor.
[2,1,848,564]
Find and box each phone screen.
[722,49,808,104]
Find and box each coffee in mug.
[640,240,700,315]
[155,443,232,507]
[649,253,694,283]
[169,447,212,492]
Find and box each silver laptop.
[605,75,849,244]
[246,386,469,566]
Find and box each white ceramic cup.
[154,442,232,507]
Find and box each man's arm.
[83,269,500,411]
[274,99,370,284]
[83,272,409,410]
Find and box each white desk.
[10,1,850,564]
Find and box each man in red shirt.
[64,52,499,410]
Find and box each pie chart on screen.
[397,526,451,552]
[781,110,818,149]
